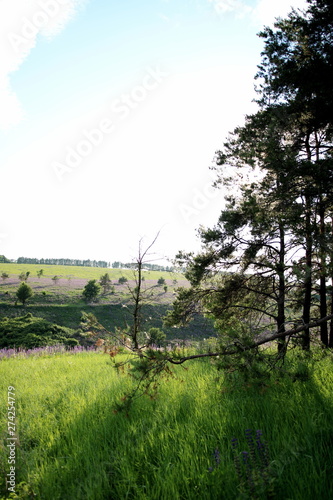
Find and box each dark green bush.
[0,314,77,349]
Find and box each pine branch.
[165,314,333,365]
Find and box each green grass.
[0,264,180,282]
[1,349,333,499]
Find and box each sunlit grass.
[0,350,333,499]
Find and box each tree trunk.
[329,218,333,348]
[329,277,333,348]
[132,260,142,350]
[277,220,286,353]
[302,194,312,350]
[319,195,328,346]
[315,131,328,347]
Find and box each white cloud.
[208,0,252,17]
[0,0,87,130]
[253,0,308,26]
[208,0,308,24]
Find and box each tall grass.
[1,349,333,499]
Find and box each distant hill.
[0,263,216,341]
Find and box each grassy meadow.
[1,264,333,498]
[1,349,333,499]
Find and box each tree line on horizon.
[111,261,176,273]
[16,257,110,267]
[1,257,176,273]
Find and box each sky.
[0,0,308,265]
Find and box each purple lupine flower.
[231,430,273,496]
[256,430,264,451]
[213,448,221,466]
[208,447,221,473]
[242,450,256,494]
[231,438,242,481]
[245,429,258,468]
[0,343,96,359]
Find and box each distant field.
[0,264,187,309]
[0,263,180,281]
[0,264,215,339]
[0,267,186,304]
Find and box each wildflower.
[208,447,221,473]
[245,429,257,467]
[231,429,273,497]
[213,448,221,466]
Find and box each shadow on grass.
[3,351,333,500]
[10,361,229,500]
[219,355,333,499]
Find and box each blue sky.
[0,0,307,264]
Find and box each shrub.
[0,314,78,349]
[16,282,33,305]
[146,327,166,347]
[82,280,100,302]
[63,338,79,348]
[37,269,44,279]
[99,273,112,293]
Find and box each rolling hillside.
[0,264,215,340]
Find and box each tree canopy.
[168,0,333,352]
